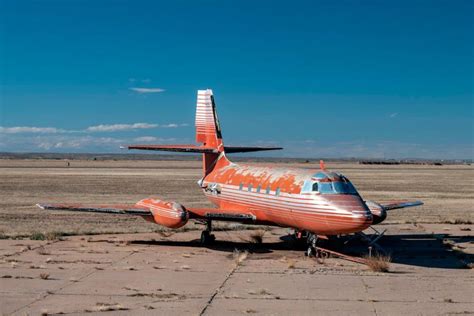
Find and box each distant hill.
[0,152,470,165]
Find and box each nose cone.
[322,195,373,232]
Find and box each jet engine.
[365,200,387,225]
[136,198,189,229]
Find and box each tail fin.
[127,89,282,176]
[195,89,224,151]
[195,89,227,175]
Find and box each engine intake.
[136,198,189,229]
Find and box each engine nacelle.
[365,200,387,225]
[136,198,189,229]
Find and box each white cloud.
[129,87,165,94]
[133,136,158,142]
[33,136,125,151]
[0,122,188,135]
[86,123,158,132]
[0,126,61,134]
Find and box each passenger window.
[266,186,271,194]
[256,185,261,193]
[312,183,318,192]
[275,187,280,196]
[248,184,253,192]
[239,183,243,190]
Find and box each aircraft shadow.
[375,233,473,269]
[315,233,474,270]
[130,232,473,269]
[131,238,293,254]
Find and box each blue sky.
[0,0,472,159]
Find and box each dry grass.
[445,219,473,225]
[156,231,175,238]
[89,303,129,312]
[128,292,184,299]
[364,254,391,272]
[29,265,45,269]
[232,249,249,266]
[45,231,65,240]
[36,246,50,256]
[286,258,296,269]
[249,230,265,244]
[30,232,46,240]
[249,288,272,296]
[245,309,258,314]
[280,256,296,269]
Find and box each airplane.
[38,89,423,256]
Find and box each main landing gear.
[200,220,216,245]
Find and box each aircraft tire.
[200,231,216,245]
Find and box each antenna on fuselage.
[320,160,326,171]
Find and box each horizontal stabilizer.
[224,146,283,153]
[128,144,282,154]
[128,144,217,153]
[37,203,152,216]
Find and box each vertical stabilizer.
[195,89,228,176]
[196,89,223,151]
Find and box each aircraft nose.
[351,209,373,229]
[322,195,373,232]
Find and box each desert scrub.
[364,254,391,273]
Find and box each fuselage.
[201,159,373,235]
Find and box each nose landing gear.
[305,233,318,257]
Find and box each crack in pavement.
[199,260,245,315]
[360,275,378,316]
[0,240,60,260]
[7,248,138,315]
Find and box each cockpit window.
[319,181,357,194]
[300,175,358,195]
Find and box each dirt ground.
[0,158,473,315]
[0,159,472,237]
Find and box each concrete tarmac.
[1,224,473,315]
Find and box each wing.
[380,200,424,211]
[36,203,152,216]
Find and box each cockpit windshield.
[318,181,357,194]
[300,173,358,195]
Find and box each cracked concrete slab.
[1,224,472,316]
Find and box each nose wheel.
[200,220,215,245]
[305,233,318,257]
